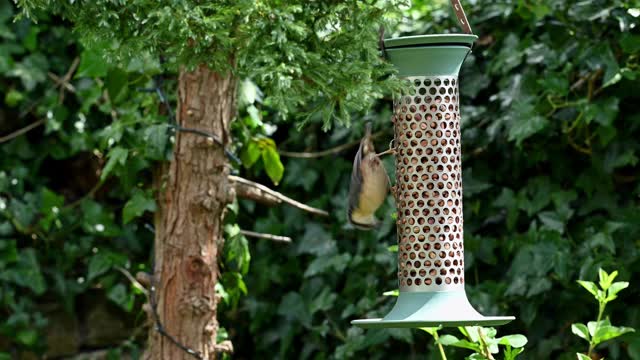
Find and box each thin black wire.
[145,224,204,359]
[139,75,242,165]
[139,74,239,358]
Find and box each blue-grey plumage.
[347,123,391,230]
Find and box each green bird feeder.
[352,0,514,329]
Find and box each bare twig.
[0,118,46,144]
[50,57,80,103]
[278,130,385,158]
[239,229,292,243]
[229,175,329,217]
[48,72,76,94]
[116,266,149,297]
[65,179,103,209]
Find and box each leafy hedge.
[1,0,639,359]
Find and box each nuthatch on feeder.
[347,123,392,230]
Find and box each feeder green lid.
[384,34,478,49]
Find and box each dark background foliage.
[1,0,639,359]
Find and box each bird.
[347,122,392,230]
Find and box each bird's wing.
[347,140,365,215]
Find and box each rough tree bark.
[145,65,236,360]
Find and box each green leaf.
[588,319,610,338]
[105,68,128,101]
[16,329,38,346]
[240,140,261,168]
[593,325,635,345]
[504,346,524,360]
[88,252,112,281]
[607,281,629,301]
[6,248,46,295]
[224,224,251,275]
[577,280,598,297]
[277,292,312,328]
[100,147,128,181]
[40,187,64,213]
[76,47,109,78]
[598,268,616,290]
[122,190,157,224]
[538,211,565,233]
[497,334,528,348]
[584,98,619,127]
[572,323,590,342]
[308,288,337,314]
[4,89,24,107]
[262,146,284,185]
[382,289,399,297]
[507,101,548,146]
[438,335,481,352]
[143,124,169,160]
[304,253,350,277]
[107,283,134,311]
[438,334,461,345]
[576,354,591,360]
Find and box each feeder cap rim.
[384,34,478,49]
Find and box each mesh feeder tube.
[351,34,514,328]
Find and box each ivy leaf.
[277,292,312,328]
[262,146,284,185]
[143,124,169,160]
[538,211,565,233]
[76,46,109,78]
[4,248,46,295]
[107,283,134,311]
[571,323,590,342]
[105,68,128,101]
[584,97,619,127]
[507,102,548,146]
[101,146,128,181]
[87,252,112,281]
[303,253,350,277]
[122,190,157,224]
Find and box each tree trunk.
[145,65,236,360]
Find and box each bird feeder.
[352,1,514,328]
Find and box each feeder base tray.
[352,290,514,329]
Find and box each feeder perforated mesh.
[392,76,464,292]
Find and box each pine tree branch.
[229,175,329,217]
